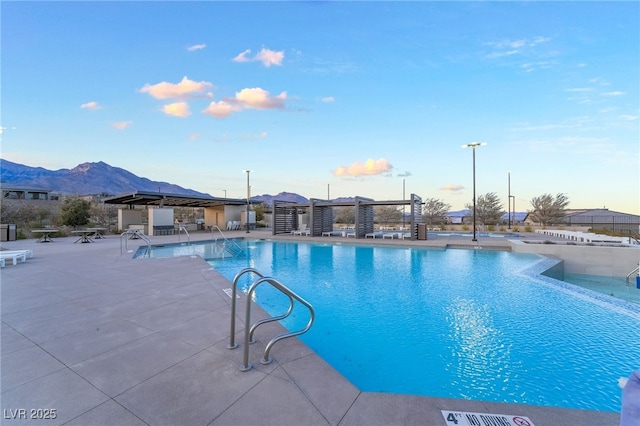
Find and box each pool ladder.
[177,225,190,244]
[626,264,639,287]
[210,225,245,258]
[227,268,315,371]
[120,229,151,256]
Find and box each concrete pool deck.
[0,230,623,425]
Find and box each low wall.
[510,240,639,278]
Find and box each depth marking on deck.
[441,411,534,426]
[223,288,239,298]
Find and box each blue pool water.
[138,240,640,412]
[564,273,640,304]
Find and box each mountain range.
[0,159,211,197]
[0,159,316,203]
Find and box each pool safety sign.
[441,410,534,426]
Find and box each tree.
[375,206,401,225]
[59,197,91,228]
[529,193,569,226]
[422,198,451,225]
[253,203,265,222]
[334,206,355,224]
[0,202,53,228]
[465,192,503,226]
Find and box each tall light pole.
[510,195,516,228]
[462,142,487,242]
[402,178,406,228]
[242,170,252,233]
[508,172,511,230]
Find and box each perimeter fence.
[560,215,640,234]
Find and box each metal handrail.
[626,264,639,285]
[177,225,190,244]
[120,229,150,256]
[228,268,265,349]
[210,225,245,257]
[239,276,315,371]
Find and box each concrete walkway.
[1,230,621,425]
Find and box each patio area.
[0,230,621,425]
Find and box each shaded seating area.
[272,194,423,240]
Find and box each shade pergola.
[272,194,423,240]
[102,191,247,208]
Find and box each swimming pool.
[564,273,640,304]
[137,239,640,412]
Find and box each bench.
[0,249,34,267]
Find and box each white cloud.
[484,36,552,60]
[333,158,393,177]
[602,91,625,96]
[255,48,284,67]
[530,36,552,46]
[202,100,240,119]
[232,49,252,63]
[233,48,284,67]
[202,87,287,119]
[441,184,464,192]
[140,76,213,100]
[80,101,101,110]
[162,102,191,117]
[240,131,269,141]
[187,43,206,52]
[0,126,16,134]
[322,97,335,103]
[111,121,133,130]
[235,88,286,110]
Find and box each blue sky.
[2,1,639,214]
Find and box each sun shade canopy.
[102,191,248,208]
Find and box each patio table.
[86,227,107,239]
[72,230,95,244]
[32,229,57,243]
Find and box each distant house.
[446,209,469,224]
[445,209,528,225]
[561,208,640,233]
[501,211,529,224]
[1,186,58,201]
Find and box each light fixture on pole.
[242,170,253,233]
[462,142,487,242]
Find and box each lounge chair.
[293,224,309,236]
[365,232,384,238]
